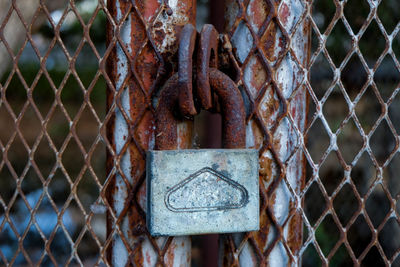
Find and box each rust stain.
[135,45,159,93]
[222,0,309,264]
[154,74,180,150]
[259,152,275,183]
[177,122,193,149]
[286,158,304,254]
[248,0,269,32]
[197,24,219,110]
[261,23,279,62]
[248,120,264,149]
[279,2,290,25]
[155,68,245,150]
[139,0,160,22]
[107,0,195,265]
[136,111,155,150]
[151,0,196,58]
[253,209,271,249]
[249,56,268,96]
[178,24,198,117]
[145,251,151,265]
[165,241,176,266]
[209,69,246,148]
[259,87,281,130]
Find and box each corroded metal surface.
[2,0,399,266]
[197,24,219,110]
[147,149,259,236]
[221,0,309,266]
[150,44,258,235]
[209,68,247,149]
[178,24,197,117]
[106,0,195,266]
[155,68,246,150]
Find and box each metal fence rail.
[0,0,399,266]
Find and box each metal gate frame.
[106,0,308,265]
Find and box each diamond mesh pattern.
[0,0,115,265]
[221,0,400,266]
[104,0,194,265]
[1,0,400,266]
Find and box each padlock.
[146,25,259,236]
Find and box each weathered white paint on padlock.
[146,149,259,236]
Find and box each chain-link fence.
[0,0,399,266]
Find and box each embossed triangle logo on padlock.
[164,167,249,212]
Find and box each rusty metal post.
[106,0,195,265]
[221,0,309,266]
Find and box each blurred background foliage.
[0,0,107,265]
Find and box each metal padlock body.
[147,69,259,236]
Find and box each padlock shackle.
[197,24,219,110]
[154,68,245,150]
[154,73,180,150]
[178,24,197,117]
[209,68,245,148]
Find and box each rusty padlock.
[146,25,259,236]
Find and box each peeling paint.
[151,1,190,54]
[279,0,304,34]
[274,181,291,225]
[168,237,191,267]
[259,86,282,130]
[112,2,132,265]
[108,0,195,265]
[142,239,158,266]
[261,22,285,64]
[177,121,193,149]
[247,0,268,33]
[224,0,309,265]
[244,56,268,98]
[231,21,253,63]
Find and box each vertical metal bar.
[106,0,195,266]
[222,0,309,265]
[194,6,223,265]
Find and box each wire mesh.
[220,0,400,266]
[0,0,109,265]
[0,0,399,266]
